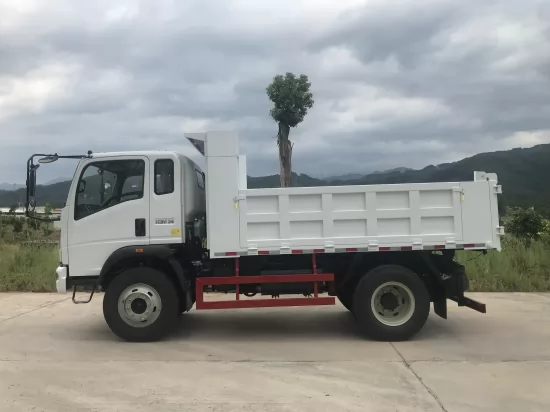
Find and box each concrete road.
[0,293,549,412]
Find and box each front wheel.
[353,265,430,341]
[103,267,179,342]
[337,289,354,312]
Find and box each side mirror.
[38,154,59,164]
[28,164,39,197]
[78,180,86,193]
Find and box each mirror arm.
[25,153,90,219]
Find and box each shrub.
[540,219,550,245]
[12,218,23,233]
[505,207,544,245]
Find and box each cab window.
[154,159,174,195]
[74,159,145,220]
[196,169,205,189]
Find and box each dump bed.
[186,132,502,258]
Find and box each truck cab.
[57,151,205,290]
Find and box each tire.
[352,265,430,341]
[337,289,354,312]
[103,267,179,342]
[179,290,195,314]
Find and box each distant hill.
[324,173,364,182]
[44,177,69,185]
[1,144,549,215]
[247,173,325,189]
[324,167,413,181]
[371,167,414,175]
[0,183,24,191]
[0,181,71,209]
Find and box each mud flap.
[434,298,447,319]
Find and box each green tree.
[266,73,314,187]
[505,207,544,245]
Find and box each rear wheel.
[353,265,430,341]
[103,267,179,342]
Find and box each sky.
[1,0,549,184]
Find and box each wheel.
[352,265,430,341]
[179,289,195,314]
[337,289,354,312]
[103,267,179,342]
[179,298,195,314]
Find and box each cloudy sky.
[1,0,549,184]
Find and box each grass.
[459,238,550,292]
[0,243,59,292]
[0,237,549,293]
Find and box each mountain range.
[1,144,549,215]
[0,183,24,191]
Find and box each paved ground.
[0,293,549,412]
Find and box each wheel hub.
[371,282,415,327]
[130,298,147,314]
[117,283,162,328]
[380,292,399,311]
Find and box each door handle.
[135,218,146,237]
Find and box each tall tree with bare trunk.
[266,73,314,187]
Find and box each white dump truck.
[25,131,502,342]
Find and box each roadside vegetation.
[0,243,58,292]
[0,206,59,292]
[1,207,549,292]
[460,237,550,292]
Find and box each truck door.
[149,154,184,245]
[67,156,150,278]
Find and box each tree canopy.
[266,73,314,127]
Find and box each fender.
[98,245,190,292]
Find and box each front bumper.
[56,266,68,293]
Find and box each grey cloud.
[307,0,550,146]
[310,1,465,68]
[1,0,549,184]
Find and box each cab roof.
[89,150,180,158]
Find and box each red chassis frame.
[195,254,336,310]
